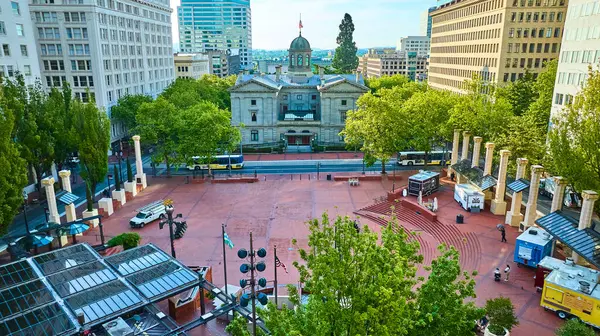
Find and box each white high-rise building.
[177,0,252,69]
[396,36,431,58]
[550,0,600,124]
[29,0,175,145]
[0,0,41,86]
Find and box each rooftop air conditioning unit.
[103,317,133,336]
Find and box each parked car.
[129,200,166,228]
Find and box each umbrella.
[67,223,90,235]
[496,224,505,231]
[23,234,54,247]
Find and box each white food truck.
[454,184,485,212]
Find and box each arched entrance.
[284,130,313,153]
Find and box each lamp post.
[44,208,49,224]
[117,151,124,185]
[238,232,269,336]
[22,190,30,234]
[159,201,183,258]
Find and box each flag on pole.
[299,20,303,29]
[275,256,288,273]
[223,232,234,249]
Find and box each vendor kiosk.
[514,227,553,268]
[454,184,485,212]
[408,171,440,197]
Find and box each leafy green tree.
[485,297,519,335]
[331,13,359,73]
[548,66,600,215]
[555,319,596,336]
[526,59,558,128]
[402,89,458,166]
[126,157,133,183]
[135,97,180,177]
[497,70,536,116]
[342,83,426,173]
[177,101,241,172]
[110,94,153,133]
[0,81,28,234]
[493,114,546,173]
[161,75,236,111]
[51,83,78,169]
[365,74,410,93]
[248,213,483,336]
[72,96,110,211]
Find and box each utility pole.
[274,244,278,307]
[237,233,268,336]
[249,232,257,336]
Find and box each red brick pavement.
[72,174,562,335]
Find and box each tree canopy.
[110,94,153,132]
[226,213,483,336]
[331,14,359,73]
[548,66,600,215]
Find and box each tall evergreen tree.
[332,13,359,73]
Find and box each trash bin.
[326,174,332,181]
[456,214,464,224]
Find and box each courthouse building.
[229,31,369,148]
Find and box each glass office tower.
[178,0,252,68]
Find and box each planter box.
[484,326,509,336]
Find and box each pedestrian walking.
[504,264,511,282]
[501,227,507,243]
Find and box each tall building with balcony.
[229,32,368,148]
[550,0,600,124]
[177,0,252,69]
[29,0,175,146]
[0,0,41,86]
[428,0,568,93]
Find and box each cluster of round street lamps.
[237,232,268,336]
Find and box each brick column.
[522,165,544,231]
[42,177,61,224]
[490,150,511,215]
[472,137,483,168]
[505,158,528,227]
[59,170,77,223]
[461,131,471,161]
[133,135,147,189]
[550,177,568,213]
[573,191,599,264]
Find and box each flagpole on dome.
[299,13,303,35]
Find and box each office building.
[396,36,431,57]
[420,6,438,38]
[174,53,210,79]
[429,0,568,93]
[359,50,428,80]
[0,0,41,86]
[204,50,240,77]
[230,31,368,148]
[29,0,175,145]
[177,0,252,69]
[550,0,600,123]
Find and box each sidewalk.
[243,152,364,161]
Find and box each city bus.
[397,151,450,166]
[187,155,245,170]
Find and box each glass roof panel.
[127,261,199,300]
[0,302,76,336]
[0,279,54,322]
[33,244,98,275]
[105,245,170,276]
[0,260,38,291]
[47,260,117,298]
[65,280,144,325]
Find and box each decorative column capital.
[132,135,141,142]
[473,136,483,143]
[531,164,544,174]
[499,149,511,157]
[517,158,528,166]
[42,177,55,186]
[485,142,495,150]
[462,131,471,137]
[582,190,599,201]
[454,129,462,134]
[59,170,71,178]
[554,176,568,186]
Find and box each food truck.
[540,256,600,327]
[513,227,553,268]
[407,171,440,197]
[454,184,485,212]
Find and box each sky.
[170,0,439,50]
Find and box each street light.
[22,190,30,234]
[117,150,124,185]
[159,200,186,258]
[238,232,268,336]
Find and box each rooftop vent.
[580,280,592,294]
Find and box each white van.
[454,184,485,212]
[129,200,166,228]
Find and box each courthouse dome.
[289,34,311,51]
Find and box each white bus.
[187,155,245,170]
[397,151,450,166]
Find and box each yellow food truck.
[540,257,600,328]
